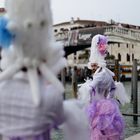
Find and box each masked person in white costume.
[78,34,130,140]
[0,0,90,140]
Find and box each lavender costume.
[78,35,126,140]
[88,67,125,140]
[78,67,125,140]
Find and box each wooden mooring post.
[61,68,66,99]
[114,59,120,82]
[72,66,78,98]
[131,59,138,122]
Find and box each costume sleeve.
[114,81,130,105]
[62,99,90,140]
[78,69,105,104]
[77,79,92,105]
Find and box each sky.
[0,0,140,26]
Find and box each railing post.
[132,59,138,123]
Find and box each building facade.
[53,19,140,67]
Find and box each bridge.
[55,26,140,56]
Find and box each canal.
[51,81,140,139]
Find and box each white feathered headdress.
[88,34,108,69]
[0,0,67,105]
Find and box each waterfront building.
[1,8,140,68]
[53,18,140,68]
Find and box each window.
[60,28,64,31]
[126,44,129,48]
[54,29,57,32]
[74,52,77,60]
[118,53,121,61]
[118,43,120,48]
[132,53,134,60]
[127,53,130,61]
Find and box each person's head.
[0,0,67,106]
[88,34,108,70]
[90,63,99,73]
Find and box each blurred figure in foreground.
[0,0,89,140]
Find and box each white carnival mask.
[0,0,67,105]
